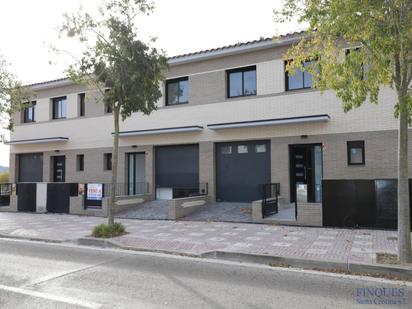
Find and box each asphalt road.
[0,238,410,309]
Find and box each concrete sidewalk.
[0,212,411,278]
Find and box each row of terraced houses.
[3,32,408,227]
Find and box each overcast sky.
[0,0,302,167]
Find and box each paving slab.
[0,212,411,277]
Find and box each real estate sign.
[87,183,103,201]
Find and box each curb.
[0,233,64,244]
[77,237,412,281]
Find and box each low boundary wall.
[169,195,209,220]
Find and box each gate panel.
[47,183,70,213]
[17,183,36,212]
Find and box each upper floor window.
[78,93,85,117]
[166,77,189,105]
[345,47,365,80]
[104,89,113,113]
[52,96,67,119]
[23,101,36,123]
[227,66,257,98]
[285,60,316,91]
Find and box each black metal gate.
[262,183,280,217]
[46,183,78,213]
[17,183,36,212]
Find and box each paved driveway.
[116,200,169,220]
[116,200,253,223]
[182,202,253,223]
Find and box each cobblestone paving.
[116,200,170,220]
[181,202,253,223]
[0,212,404,265]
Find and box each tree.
[275,0,412,263]
[0,52,33,142]
[59,0,167,225]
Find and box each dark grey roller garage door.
[216,140,270,202]
[155,144,199,188]
[18,153,43,182]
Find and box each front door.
[127,153,146,195]
[290,144,322,203]
[53,156,65,183]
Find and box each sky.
[0,0,302,167]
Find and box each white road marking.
[0,284,101,308]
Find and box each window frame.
[347,140,365,166]
[165,77,189,106]
[226,65,257,98]
[52,96,67,120]
[104,153,112,171]
[23,101,36,123]
[285,60,316,91]
[76,154,84,171]
[78,93,85,117]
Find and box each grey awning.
[207,114,330,130]
[4,137,69,145]
[116,125,203,137]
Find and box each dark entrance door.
[289,144,323,203]
[216,140,270,202]
[18,153,43,182]
[53,156,65,182]
[17,183,37,212]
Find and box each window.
[255,144,266,153]
[105,104,112,113]
[23,101,36,123]
[78,93,85,117]
[227,66,256,98]
[166,77,189,105]
[347,141,365,165]
[285,60,316,91]
[345,47,365,80]
[104,89,113,113]
[237,145,248,154]
[76,154,84,171]
[52,96,67,119]
[104,153,112,171]
[221,146,232,155]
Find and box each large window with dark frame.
[23,101,36,123]
[227,66,257,98]
[285,60,316,91]
[166,77,189,105]
[347,141,365,165]
[78,93,85,117]
[52,96,67,119]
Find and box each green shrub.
[92,222,126,238]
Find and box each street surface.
[0,238,410,308]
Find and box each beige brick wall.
[271,130,405,202]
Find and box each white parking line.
[0,284,101,309]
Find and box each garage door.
[155,145,199,199]
[216,140,270,202]
[18,153,43,182]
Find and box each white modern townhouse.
[3,32,408,227]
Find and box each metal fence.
[0,183,12,207]
[103,182,149,197]
[261,183,280,218]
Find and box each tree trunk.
[108,107,120,226]
[397,95,412,263]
